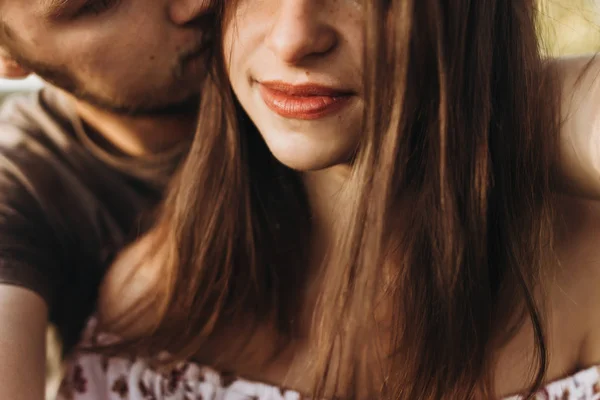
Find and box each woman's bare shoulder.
[97,233,164,339]
[557,54,600,122]
[553,54,600,199]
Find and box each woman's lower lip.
[258,85,352,120]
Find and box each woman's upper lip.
[259,80,354,96]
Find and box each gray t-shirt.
[0,87,184,351]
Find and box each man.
[0,0,211,398]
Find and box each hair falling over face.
[114,0,561,398]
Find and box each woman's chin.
[272,154,336,172]
[260,130,355,172]
[266,144,348,172]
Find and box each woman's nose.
[265,0,338,64]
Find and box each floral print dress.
[56,320,600,400]
[56,354,600,400]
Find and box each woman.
[59,0,600,399]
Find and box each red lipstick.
[258,81,353,120]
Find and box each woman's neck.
[302,165,352,246]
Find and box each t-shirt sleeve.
[0,153,63,306]
[0,92,119,352]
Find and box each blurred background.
[538,0,600,55]
[0,0,599,399]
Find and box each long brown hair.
[113,0,560,398]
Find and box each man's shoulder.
[0,91,72,194]
[0,87,73,153]
[0,89,47,131]
[0,86,103,188]
[0,89,41,116]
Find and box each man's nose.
[169,0,211,26]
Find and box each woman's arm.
[0,285,47,400]
[556,54,600,199]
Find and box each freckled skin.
[224,0,365,171]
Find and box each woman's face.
[224,0,365,171]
